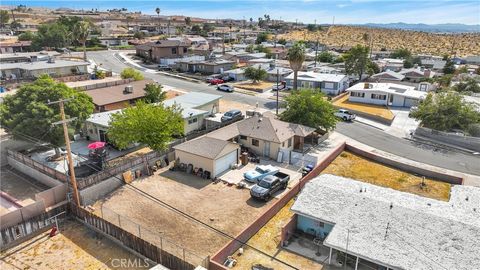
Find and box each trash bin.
[241,152,249,166]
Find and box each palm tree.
[155,7,161,33]
[74,21,90,61]
[287,43,306,90]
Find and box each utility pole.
[344,228,350,270]
[314,38,319,67]
[276,68,279,115]
[49,99,80,206]
[222,29,225,55]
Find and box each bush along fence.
[71,204,208,270]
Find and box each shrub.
[120,68,144,81]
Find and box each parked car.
[272,81,291,91]
[334,109,356,121]
[221,110,243,122]
[217,84,234,92]
[158,64,171,71]
[244,164,279,183]
[250,172,290,201]
[210,78,224,85]
[222,76,235,82]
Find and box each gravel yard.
[92,167,274,265]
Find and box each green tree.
[143,83,167,103]
[0,10,10,27]
[245,44,255,53]
[344,45,369,80]
[108,101,184,151]
[453,77,480,94]
[18,31,35,41]
[0,75,94,156]
[278,38,287,45]
[185,17,191,26]
[436,74,453,88]
[191,25,201,35]
[316,51,335,63]
[287,42,306,90]
[443,59,456,74]
[306,24,318,32]
[32,23,70,50]
[121,68,144,81]
[390,48,412,59]
[410,92,480,132]
[256,32,269,44]
[366,61,380,76]
[403,58,414,68]
[73,21,91,61]
[133,31,146,39]
[280,89,337,131]
[57,15,82,32]
[244,66,267,83]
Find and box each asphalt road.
[88,50,480,176]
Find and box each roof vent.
[124,85,134,94]
[47,57,55,63]
[390,203,393,209]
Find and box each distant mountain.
[359,23,480,33]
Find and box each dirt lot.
[332,94,394,121]
[234,81,274,92]
[92,168,273,265]
[0,220,151,270]
[219,99,255,113]
[322,151,451,201]
[233,199,324,270]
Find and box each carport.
[173,137,240,177]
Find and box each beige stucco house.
[173,137,240,177]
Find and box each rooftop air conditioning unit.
[47,57,55,63]
[124,85,134,94]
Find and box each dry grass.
[234,81,274,92]
[106,147,153,167]
[281,26,480,57]
[0,220,149,270]
[233,200,324,270]
[219,99,255,112]
[332,94,395,120]
[165,90,184,100]
[322,151,451,201]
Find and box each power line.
[9,130,299,270]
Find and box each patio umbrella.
[87,141,106,150]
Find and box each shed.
[173,137,240,177]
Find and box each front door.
[389,94,394,105]
[264,141,270,157]
[99,130,107,142]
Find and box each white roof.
[86,109,122,127]
[285,71,347,83]
[162,92,221,116]
[347,82,427,99]
[372,70,405,80]
[291,174,480,270]
[0,59,89,71]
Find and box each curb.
[407,136,477,155]
[354,119,385,131]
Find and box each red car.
[209,78,224,85]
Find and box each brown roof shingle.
[173,137,239,159]
[84,80,153,106]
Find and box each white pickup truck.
[334,109,356,121]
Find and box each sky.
[3,0,480,25]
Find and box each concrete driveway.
[386,108,420,138]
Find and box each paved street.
[87,50,480,176]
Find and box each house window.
[324,82,334,89]
[183,47,187,53]
[172,48,177,54]
[240,135,247,140]
[317,221,325,228]
[371,94,387,100]
[252,139,259,147]
[351,92,365,98]
[188,118,198,124]
[288,138,292,147]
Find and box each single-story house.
[421,59,446,71]
[375,58,404,72]
[84,80,153,112]
[371,70,405,82]
[399,68,435,82]
[84,109,122,142]
[285,71,349,95]
[206,113,316,160]
[98,37,129,47]
[225,67,247,81]
[0,41,31,54]
[465,55,480,65]
[173,137,240,177]
[0,59,89,80]
[266,66,293,82]
[135,40,190,63]
[163,92,221,134]
[174,59,235,74]
[287,174,480,270]
[347,82,427,108]
[0,51,60,63]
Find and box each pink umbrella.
[87,141,106,150]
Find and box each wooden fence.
[0,203,68,249]
[6,149,67,182]
[70,204,200,270]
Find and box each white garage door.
[214,151,237,176]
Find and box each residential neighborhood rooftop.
[85,109,122,127]
[173,136,239,159]
[84,79,153,106]
[0,59,89,71]
[291,174,480,270]
[347,82,427,99]
[163,92,221,109]
[285,71,347,83]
